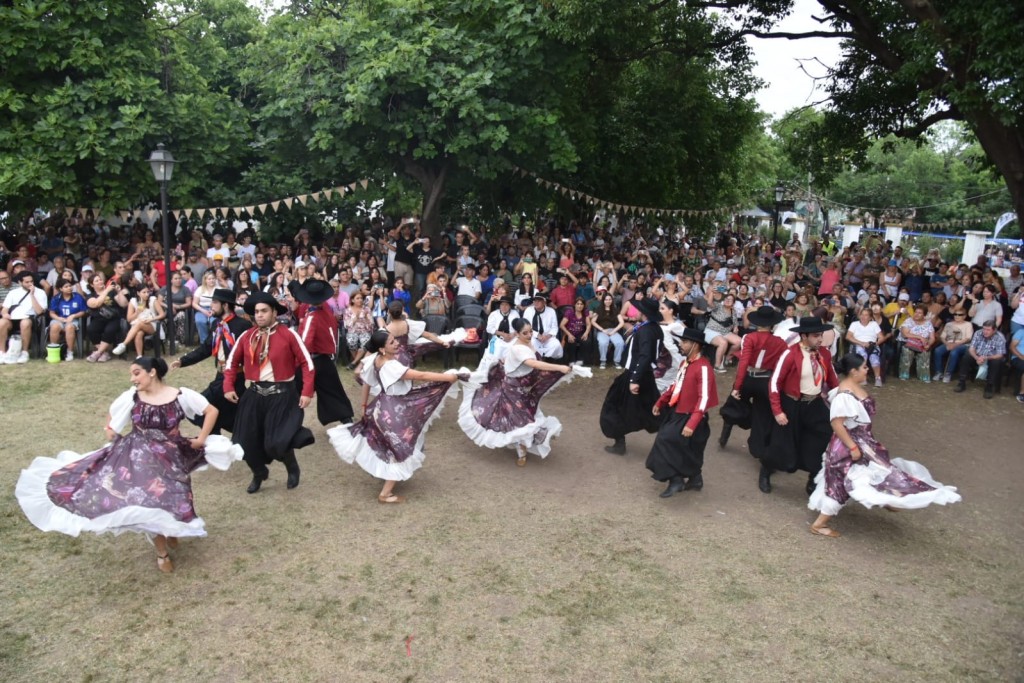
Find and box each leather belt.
[747,369,771,377]
[786,392,821,402]
[252,382,286,396]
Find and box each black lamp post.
[772,183,785,255]
[148,143,176,356]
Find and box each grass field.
[1,356,1021,682]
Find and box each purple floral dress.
[15,388,242,538]
[48,396,204,522]
[329,358,459,481]
[809,390,961,515]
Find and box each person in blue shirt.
[48,278,87,360]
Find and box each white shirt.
[206,246,231,261]
[455,276,482,299]
[848,320,882,344]
[2,286,47,319]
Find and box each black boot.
[659,477,685,498]
[246,469,269,494]
[718,423,733,449]
[282,452,301,490]
[806,473,817,496]
[604,438,626,455]
[983,384,994,399]
[684,473,704,491]
[758,464,772,493]
[953,379,966,393]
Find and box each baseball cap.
[213,254,224,260]
[294,259,307,268]
[81,263,95,272]
[897,293,910,301]
[888,259,898,266]
[11,259,24,266]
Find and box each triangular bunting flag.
[218,207,228,218]
[348,183,357,191]
[257,204,267,214]
[171,210,180,221]
[311,192,322,203]
[296,195,308,206]
[271,201,281,212]
[322,189,333,200]
[283,198,294,209]
[519,169,528,178]
[360,179,369,190]
[184,208,194,219]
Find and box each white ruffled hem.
[327,375,462,481]
[808,458,961,515]
[14,437,241,538]
[459,360,589,457]
[16,453,205,538]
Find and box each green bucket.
[46,344,62,363]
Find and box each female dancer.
[459,318,590,467]
[808,353,961,537]
[16,357,242,572]
[654,300,687,393]
[329,329,462,503]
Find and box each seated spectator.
[85,272,128,363]
[932,308,973,383]
[591,292,624,369]
[897,305,937,378]
[846,308,885,387]
[0,270,47,364]
[48,278,88,360]
[454,263,482,301]
[191,270,218,344]
[954,320,1006,399]
[343,290,375,370]
[484,295,520,359]
[390,276,412,314]
[969,284,1002,330]
[113,285,165,357]
[416,282,450,318]
[1009,325,1024,402]
[559,297,592,365]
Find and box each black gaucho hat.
[791,316,834,335]
[634,296,663,323]
[292,278,334,305]
[243,291,287,316]
[747,305,785,328]
[211,288,236,306]
[672,327,706,345]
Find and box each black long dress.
[600,321,664,439]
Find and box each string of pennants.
[61,178,374,223]
[903,216,1007,230]
[512,166,745,219]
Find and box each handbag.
[96,304,118,320]
[904,338,926,353]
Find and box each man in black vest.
[600,296,664,455]
[171,288,251,434]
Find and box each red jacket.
[768,345,838,416]
[654,355,719,431]
[223,324,315,397]
[733,330,788,393]
[296,304,338,355]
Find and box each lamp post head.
[148,143,176,183]
[774,184,785,203]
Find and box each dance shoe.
[659,478,685,498]
[246,471,269,494]
[684,474,703,491]
[604,439,626,456]
[758,465,772,493]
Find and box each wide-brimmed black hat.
[211,288,236,306]
[532,293,548,303]
[635,296,663,323]
[292,278,334,305]
[672,327,706,345]
[244,290,287,316]
[498,295,516,307]
[791,316,834,335]
[747,305,785,328]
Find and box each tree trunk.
[401,158,449,238]
[967,111,1024,226]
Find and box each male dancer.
[720,306,787,456]
[646,327,719,497]
[172,288,251,434]
[764,317,839,494]
[224,292,315,493]
[600,296,664,455]
[293,278,354,426]
[485,295,520,359]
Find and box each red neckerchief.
[212,312,237,360]
[249,322,278,373]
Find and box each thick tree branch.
[891,108,959,139]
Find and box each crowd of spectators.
[2,212,1022,402]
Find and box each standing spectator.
[1009,325,1024,402]
[0,271,47,363]
[954,320,1006,399]
[410,236,442,301]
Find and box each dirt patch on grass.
[0,360,1021,681]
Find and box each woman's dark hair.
[511,317,530,333]
[660,299,679,315]
[387,301,405,320]
[836,352,866,376]
[366,328,390,353]
[132,356,168,379]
